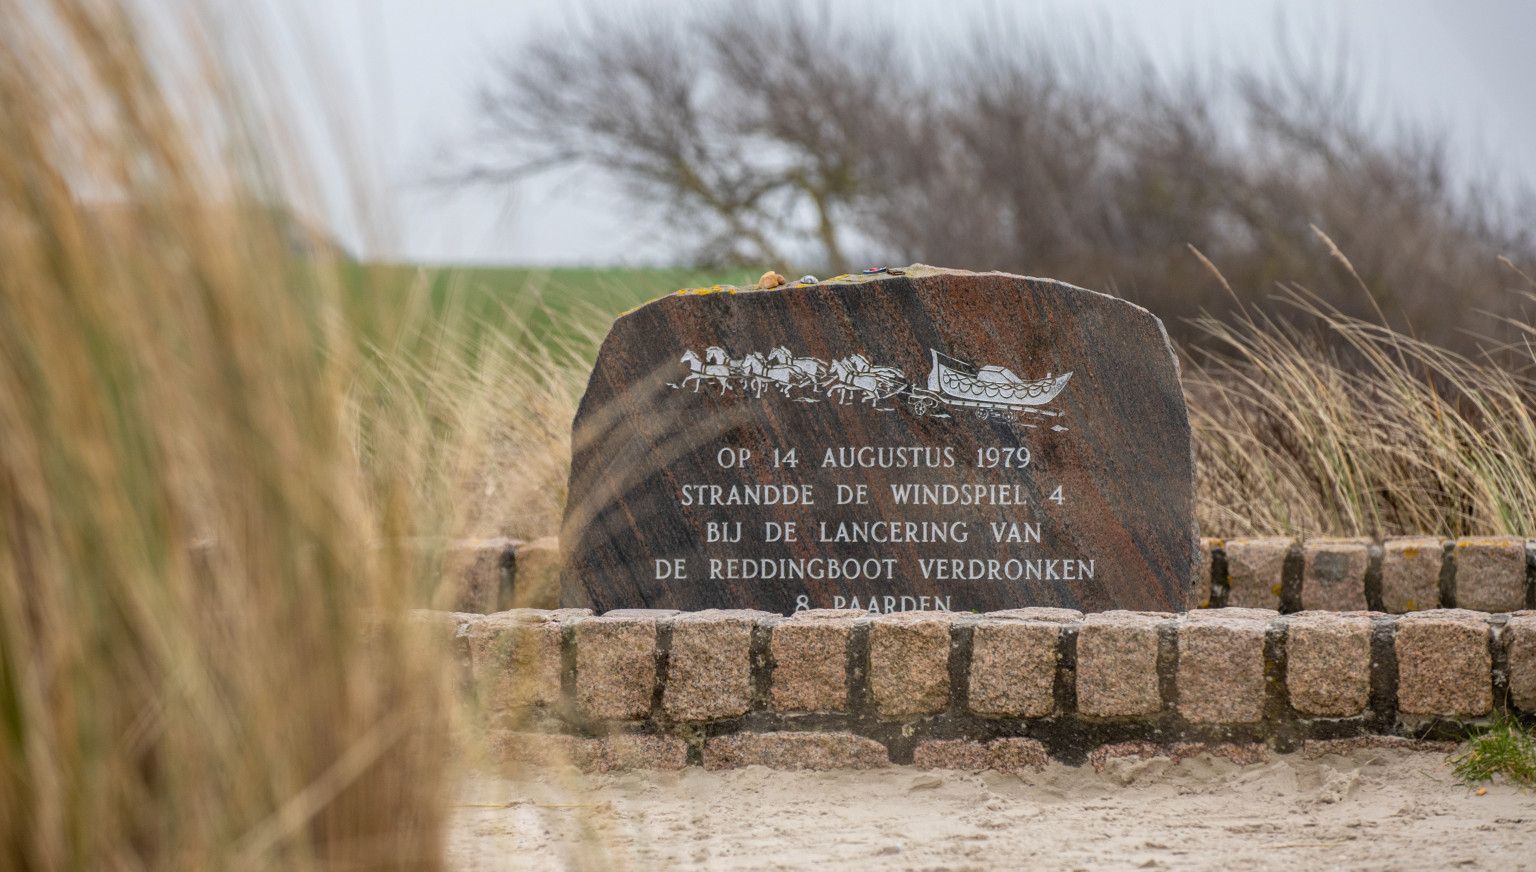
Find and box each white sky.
[254,0,1536,266]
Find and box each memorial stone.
[560,265,1195,614]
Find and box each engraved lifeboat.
[925,350,1071,408]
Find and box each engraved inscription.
[561,267,1194,615]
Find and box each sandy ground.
[448,749,1536,871]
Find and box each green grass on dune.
[345,264,759,363]
[1452,714,1536,790]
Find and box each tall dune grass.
[0,3,486,868]
[374,291,597,545]
[1189,279,1536,538]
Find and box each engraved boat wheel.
[906,393,940,416]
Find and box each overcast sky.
[261,0,1536,266]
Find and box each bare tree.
[457,4,904,272]
[853,20,1536,340]
[458,1,1536,347]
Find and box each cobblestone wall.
[422,604,1536,772]
[1202,536,1536,613]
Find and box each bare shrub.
[464,2,1536,350]
[458,2,910,273]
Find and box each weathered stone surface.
[792,608,869,619]
[410,609,481,685]
[1177,612,1268,724]
[601,608,680,619]
[1395,610,1492,718]
[443,538,514,613]
[574,616,658,721]
[662,609,770,721]
[869,611,953,718]
[467,614,562,712]
[984,607,1083,623]
[1300,736,1457,758]
[1188,537,1220,609]
[1087,742,1270,773]
[1076,611,1163,717]
[1300,538,1370,611]
[586,734,690,772]
[495,607,594,622]
[1284,612,1372,717]
[1223,537,1291,609]
[1381,537,1445,613]
[913,738,1048,772]
[1507,614,1536,713]
[1454,537,1527,613]
[510,536,561,609]
[407,607,480,636]
[1186,607,1277,623]
[703,732,889,770]
[770,612,856,712]
[490,732,687,772]
[489,731,585,769]
[968,617,1064,717]
[562,265,1194,614]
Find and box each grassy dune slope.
[346,265,758,362]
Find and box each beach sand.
[448,748,1536,870]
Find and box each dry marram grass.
[1189,283,1536,537]
[0,3,491,869]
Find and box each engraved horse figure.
[735,351,770,397]
[766,346,825,398]
[825,355,904,408]
[680,347,733,394]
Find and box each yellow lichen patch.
[1271,583,1283,596]
[1454,536,1515,548]
[1402,547,1421,559]
[673,284,739,297]
[1404,599,1418,610]
[622,282,739,316]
